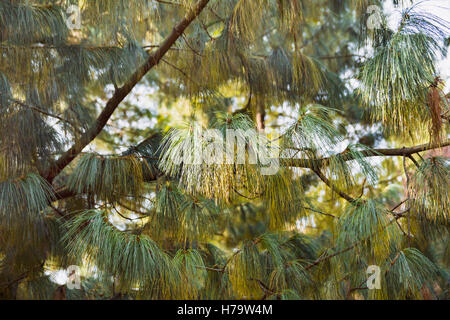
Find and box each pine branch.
[285,140,450,169]
[50,140,449,202]
[44,0,211,182]
[312,168,355,203]
[305,200,408,271]
[0,263,44,290]
[300,206,337,219]
[318,54,367,60]
[402,156,412,247]
[154,0,184,6]
[9,98,77,129]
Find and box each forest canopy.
[0,0,449,300]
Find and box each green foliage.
[173,249,207,299]
[374,248,439,299]
[269,260,312,297]
[263,170,305,230]
[227,232,320,299]
[0,0,448,301]
[68,153,145,202]
[337,199,401,260]
[410,156,449,223]
[0,173,54,237]
[177,196,221,245]
[148,186,221,245]
[147,183,185,241]
[228,240,264,298]
[359,33,435,137]
[358,8,449,139]
[326,143,380,190]
[283,233,320,263]
[0,1,68,44]
[62,210,176,294]
[158,114,272,202]
[283,104,343,156]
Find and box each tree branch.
[44,0,210,182]
[284,140,450,170]
[50,140,449,202]
[301,206,337,219]
[402,156,412,247]
[312,168,355,203]
[10,98,78,130]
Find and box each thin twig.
[301,206,337,219]
[312,168,355,203]
[402,156,412,247]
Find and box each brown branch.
[50,140,449,202]
[250,278,277,296]
[161,58,200,86]
[407,155,420,168]
[305,242,359,270]
[402,156,412,247]
[391,199,408,212]
[182,33,203,56]
[154,0,184,6]
[312,168,355,203]
[116,201,151,217]
[388,252,401,271]
[49,203,66,218]
[111,203,147,221]
[284,140,450,170]
[198,266,276,299]
[394,218,410,238]
[358,178,367,199]
[9,98,77,129]
[301,206,337,219]
[197,266,226,273]
[317,54,367,60]
[0,263,44,289]
[233,187,262,200]
[0,273,29,289]
[349,286,369,294]
[44,0,210,182]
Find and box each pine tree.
[0,0,449,300]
